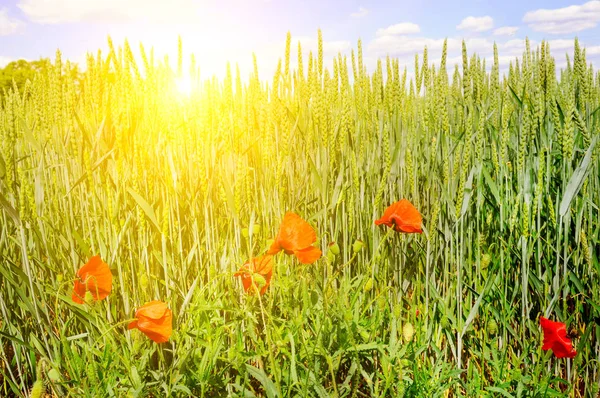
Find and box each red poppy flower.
[72,255,112,304]
[375,199,422,233]
[540,317,577,358]
[267,212,322,264]
[234,255,274,295]
[128,301,173,343]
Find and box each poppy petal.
[275,212,317,252]
[71,280,86,304]
[136,310,172,343]
[540,317,577,358]
[76,255,113,301]
[267,240,282,255]
[253,255,274,275]
[137,300,168,319]
[294,246,322,264]
[375,199,422,234]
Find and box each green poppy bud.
[488,319,498,336]
[402,323,415,342]
[481,253,491,269]
[252,274,266,289]
[241,228,249,238]
[252,224,261,235]
[352,239,364,253]
[328,242,340,255]
[440,317,449,329]
[48,368,61,382]
[326,250,336,262]
[364,277,374,292]
[84,291,94,305]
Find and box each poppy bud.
[84,291,95,305]
[363,277,373,292]
[57,273,63,283]
[393,304,402,318]
[241,228,249,238]
[440,317,449,329]
[48,368,60,382]
[377,295,387,311]
[402,322,415,342]
[328,242,340,255]
[481,253,491,269]
[352,239,364,253]
[252,273,267,289]
[326,250,336,262]
[252,224,261,235]
[488,319,498,336]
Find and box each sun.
[175,77,193,96]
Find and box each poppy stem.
[369,227,395,271]
[92,318,138,347]
[256,289,282,392]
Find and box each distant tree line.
[0,58,81,97]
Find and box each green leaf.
[559,137,597,217]
[65,149,114,197]
[245,364,278,398]
[481,164,500,205]
[508,84,522,108]
[486,386,515,398]
[459,165,477,219]
[461,277,493,337]
[127,188,160,231]
[0,190,20,225]
[0,151,5,178]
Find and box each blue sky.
[1,0,600,77]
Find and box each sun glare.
[175,77,193,96]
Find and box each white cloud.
[351,6,369,18]
[0,8,24,35]
[17,0,203,24]
[456,16,494,32]
[366,33,548,77]
[376,22,420,37]
[368,35,493,58]
[493,26,519,36]
[523,1,600,34]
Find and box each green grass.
[0,34,599,397]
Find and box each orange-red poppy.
[234,255,274,295]
[267,212,322,264]
[128,301,173,343]
[375,199,422,233]
[540,317,577,358]
[72,255,112,304]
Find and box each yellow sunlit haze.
[175,76,193,96]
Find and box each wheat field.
[0,32,599,397]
